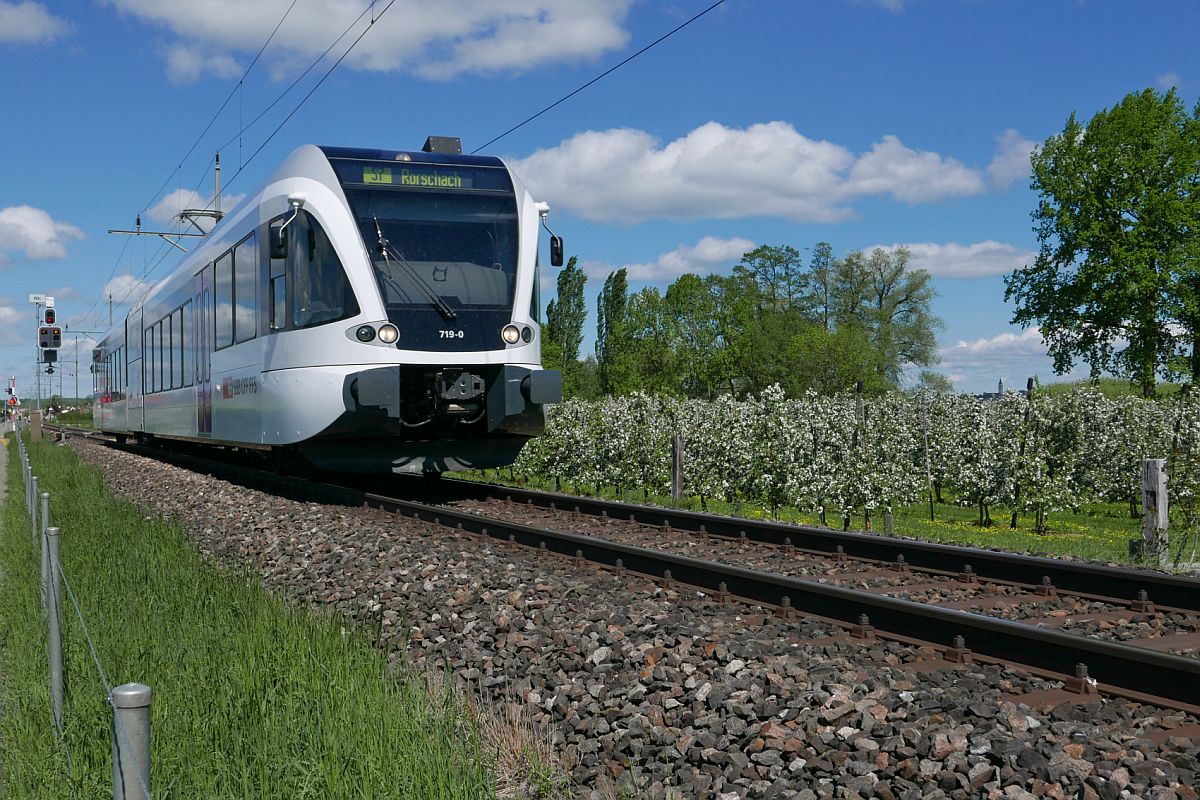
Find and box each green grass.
[0,435,494,798]
[461,469,1155,565]
[51,409,94,427]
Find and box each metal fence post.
[112,683,152,800]
[29,475,38,544]
[40,492,50,611]
[46,526,63,737]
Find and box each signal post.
[29,294,60,412]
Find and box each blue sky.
[1,0,1197,399]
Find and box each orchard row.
[514,387,1200,530]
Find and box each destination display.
[330,160,512,192]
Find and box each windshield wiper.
[372,217,457,321]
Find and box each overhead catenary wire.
[95,0,300,331]
[94,158,216,329]
[215,2,379,157]
[103,1,394,322]
[99,0,715,328]
[137,0,301,219]
[471,0,729,154]
[219,0,398,197]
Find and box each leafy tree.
[596,269,631,394]
[663,274,725,398]
[834,247,941,383]
[623,286,676,393]
[542,256,587,396]
[915,370,954,393]
[735,244,806,312]
[802,241,835,331]
[1004,88,1200,397]
[574,356,602,400]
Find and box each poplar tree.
[596,268,630,394]
[543,256,587,394]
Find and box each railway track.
[51,427,1200,713]
[434,478,1200,613]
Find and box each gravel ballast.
[70,439,1200,800]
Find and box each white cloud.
[867,241,1036,279]
[937,326,1088,393]
[146,188,245,230]
[845,135,984,203]
[0,205,84,262]
[164,44,242,85]
[104,0,633,80]
[0,1,70,44]
[45,285,80,301]
[101,274,155,307]
[0,304,28,345]
[987,129,1037,190]
[1156,71,1182,90]
[944,327,1045,357]
[511,122,987,224]
[617,236,755,282]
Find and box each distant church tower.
[998,378,1004,394]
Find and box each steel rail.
[67,433,1200,709]
[365,489,1200,707]
[440,478,1200,612]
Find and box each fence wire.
[22,434,154,800]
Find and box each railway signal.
[38,326,62,349]
[44,308,55,325]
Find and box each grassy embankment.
[0,434,495,798]
[463,468,1155,565]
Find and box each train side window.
[291,211,359,329]
[202,288,211,380]
[531,254,542,323]
[182,302,191,387]
[234,233,257,344]
[146,326,154,393]
[170,310,181,389]
[215,251,234,349]
[269,218,287,332]
[157,321,165,393]
[144,327,153,393]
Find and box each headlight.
[355,325,376,342]
[501,324,521,345]
[521,326,533,343]
[378,324,399,344]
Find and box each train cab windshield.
[353,191,518,311]
[331,155,519,323]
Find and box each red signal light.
[44,308,55,325]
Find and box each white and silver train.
[92,139,563,474]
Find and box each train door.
[196,264,213,435]
[128,308,144,431]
